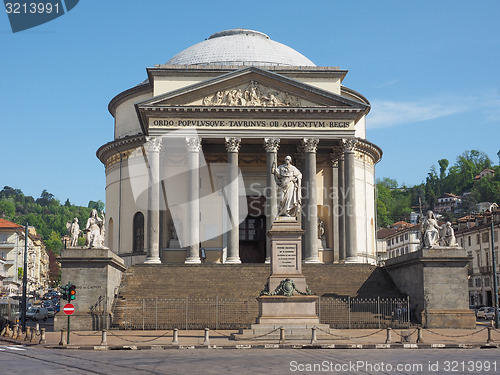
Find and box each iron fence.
[112,296,410,330]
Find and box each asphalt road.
[1,346,499,375]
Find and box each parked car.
[469,305,486,316]
[25,307,49,321]
[484,308,500,320]
[46,307,55,318]
[477,306,492,319]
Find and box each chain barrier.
[236,327,281,341]
[423,326,488,338]
[71,330,101,337]
[346,328,386,339]
[211,329,232,338]
[106,329,173,343]
[313,325,349,339]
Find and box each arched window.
[133,212,144,253]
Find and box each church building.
[97,29,382,267]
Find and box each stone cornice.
[108,82,152,118]
[355,138,383,165]
[96,135,146,165]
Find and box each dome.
[166,29,315,67]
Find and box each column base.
[344,256,364,264]
[225,257,241,264]
[144,257,161,264]
[304,257,322,264]
[265,257,271,264]
[185,257,201,264]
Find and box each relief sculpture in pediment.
[202,80,302,107]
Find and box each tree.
[88,200,105,212]
[36,189,55,206]
[64,198,71,207]
[438,159,449,180]
[0,200,15,219]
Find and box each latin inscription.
[276,244,297,270]
[149,118,354,130]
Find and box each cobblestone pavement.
[1,346,499,374]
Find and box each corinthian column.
[343,138,358,263]
[330,145,344,262]
[264,138,280,263]
[144,137,162,264]
[225,137,242,264]
[185,137,201,264]
[303,138,322,263]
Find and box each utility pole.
[21,222,28,332]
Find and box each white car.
[25,307,49,321]
[477,307,491,319]
[484,308,500,320]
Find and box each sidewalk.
[2,324,500,350]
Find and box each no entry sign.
[63,303,75,315]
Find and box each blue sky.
[1,0,499,206]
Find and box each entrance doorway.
[239,215,266,263]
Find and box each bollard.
[12,324,18,339]
[30,327,35,343]
[487,326,494,344]
[24,327,31,342]
[0,326,6,337]
[59,329,67,346]
[39,328,46,344]
[310,327,318,344]
[5,324,12,338]
[416,327,424,343]
[203,328,210,346]
[36,323,40,334]
[100,329,108,346]
[172,328,179,345]
[279,327,286,344]
[17,325,22,340]
[385,327,392,344]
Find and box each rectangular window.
[475,278,481,287]
[482,232,489,243]
[495,231,498,242]
[392,238,394,245]
[400,235,404,242]
[405,233,409,240]
[477,234,480,245]
[387,240,391,247]
[485,277,490,287]
[468,236,471,247]
[461,238,464,247]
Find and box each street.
[1,346,499,375]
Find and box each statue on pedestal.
[420,210,441,249]
[66,218,81,247]
[271,155,302,217]
[84,209,105,248]
[441,222,459,247]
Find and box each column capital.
[225,137,241,153]
[186,137,202,152]
[343,138,358,152]
[263,138,280,153]
[330,145,345,166]
[303,138,319,153]
[144,137,162,153]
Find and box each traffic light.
[60,284,69,301]
[69,284,76,301]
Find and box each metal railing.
[111,296,410,330]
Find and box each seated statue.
[420,210,441,249]
[441,222,459,247]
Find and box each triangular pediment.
[137,67,368,110]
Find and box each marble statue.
[420,210,441,249]
[441,222,459,247]
[318,218,327,248]
[271,155,302,217]
[66,218,81,247]
[84,209,105,248]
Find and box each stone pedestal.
[54,247,126,331]
[385,246,475,328]
[233,218,327,340]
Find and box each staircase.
[111,264,405,329]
